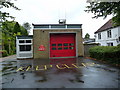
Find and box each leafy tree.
[0,0,20,21]
[2,21,15,34]
[85,33,90,39]
[1,21,28,55]
[85,1,120,26]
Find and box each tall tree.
[85,1,120,26]
[85,33,90,39]
[0,0,20,21]
[1,21,28,54]
[13,22,21,34]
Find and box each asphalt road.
[1,55,119,88]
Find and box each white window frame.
[107,30,112,38]
[98,33,101,39]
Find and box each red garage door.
[50,33,76,58]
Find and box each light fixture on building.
[59,19,66,24]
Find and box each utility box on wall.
[33,23,84,59]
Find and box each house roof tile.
[95,19,114,34]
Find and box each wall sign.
[38,45,45,51]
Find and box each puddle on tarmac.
[2,72,17,76]
[2,66,17,72]
[94,66,117,72]
[2,61,17,76]
[1,57,119,88]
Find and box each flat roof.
[32,24,82,29]
[16,35,33,39]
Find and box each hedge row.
[0,50,8,57]
[89,46,120,64]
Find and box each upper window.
[19,40,24,43]
[69,43,74,46]
[26,40,31,43]
[63,43,68,46]
[107,30,112,38]
[52,44,56,46]
[19,40,32,43]
[58,44,62,46]
[98,33,101,39]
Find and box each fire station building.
[16,20,84,59]
[32,20,84,59]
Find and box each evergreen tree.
[85,33,90,39]
[13,22,21,34]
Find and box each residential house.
[94,19,120,46]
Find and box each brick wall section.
[33,29,84,59]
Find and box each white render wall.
[95,26,120,46]
[16,37,33,59]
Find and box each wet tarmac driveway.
[1,55,119,88]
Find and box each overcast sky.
[2,0,112,37]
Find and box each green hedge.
[89,46,120,64]
[0,50,8,57]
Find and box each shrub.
[89,46,120,64]
[117,44,120,47]
[0,50,8,57]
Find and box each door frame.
[49,32,78,59]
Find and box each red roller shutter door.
[50,33,76,58]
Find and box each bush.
[89,46,120,64]
[117,44,120,47]
[0,50,8,57]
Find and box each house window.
[119,37,120,41]
[107,30,112,38]
[98,33,101,39]
[19,45,31,51]
[107,43,113,46]
[26,40,31,43]
[19,40,32,43]
[19,40,24,43]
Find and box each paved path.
[1,55,119,88]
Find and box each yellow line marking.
[50,65,52,67]
[44,65,47,70]
[16,67,24,71]
[26,66,31,71]
[36,66,39,71]
[63,64,74,68]
[71,64,80,68]
[81,63,86,67]
[81,63,89,69]
[56,64,66,69]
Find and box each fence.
[84,43,99,56]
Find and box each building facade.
[33,23,84,59]
[95,19,120,46]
